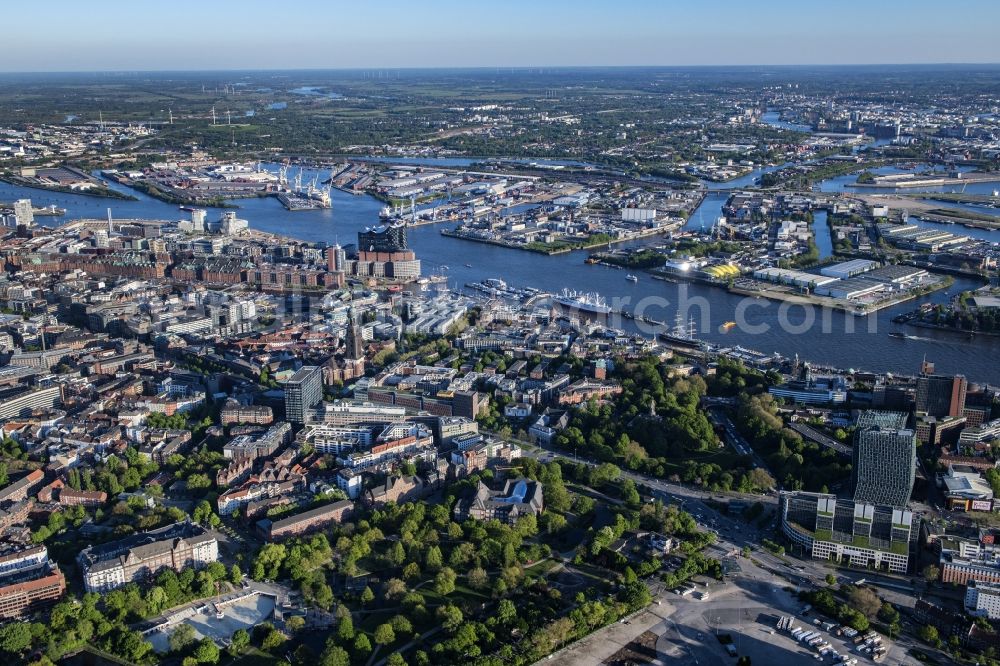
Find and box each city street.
[541,549,919,666]
[520,435,929,665]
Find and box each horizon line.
[2,62,1000,75]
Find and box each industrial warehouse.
[747,260,935,311]
[657,251,939,313]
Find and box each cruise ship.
[552,289,612,316]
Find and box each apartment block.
[77,522,218,592]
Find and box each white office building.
[966,580,1000,619]
[13,199,34,227]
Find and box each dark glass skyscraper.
[916,373,967,418]
[284,365,323,424]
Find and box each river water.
[2,166,998,383]
[761,110,813,133]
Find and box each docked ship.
[466,278,517,299]
[552,289,612,316]
[483,278,507,291]
[34,204,65,216]
[381,195,420,222]
[658,313,703,349]
[278,190,331,211]
[276,167,331,211]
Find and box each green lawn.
[418,583,491,609]
[524,558,561,580]
[228,647,283,666]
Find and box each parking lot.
[542,551,917,666]
[661,574,914,665]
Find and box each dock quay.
[725,279,948,316]
[853,171,1000,189]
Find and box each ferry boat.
[625,274,638,282]
[552,289,612,316]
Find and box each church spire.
[345,313,364,361]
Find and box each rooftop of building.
[258,498,352,531]
[77,521,214,570]
[286,365,320,385]
[857,410,910,431]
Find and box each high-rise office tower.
[284,365,323,424]
[852,411,915,508]
[13,199,34,227]
[326,244,346,272]
[916,371,967,418]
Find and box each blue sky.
[3,0,998,71]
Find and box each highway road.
[707,406,776,479]
[513,432,778,524]
[788,421,852,457]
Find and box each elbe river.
[2,160,997,384]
